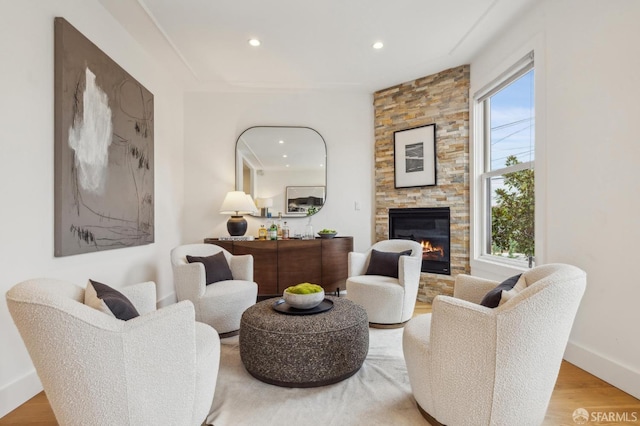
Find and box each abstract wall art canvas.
[54,18,154,256]
[393,124,436,188]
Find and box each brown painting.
[54,17,154,256]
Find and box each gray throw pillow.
[480,274,523,308]
[365,249,413,279]
[84,279,140,321]
[187,252,234,285]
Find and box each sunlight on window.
[477,56,535,267]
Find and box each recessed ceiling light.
[282,154,287,158]
[248,38,261,47]
[279,140,284,144]
[373,41,384,50]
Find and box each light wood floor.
[2,302,638,425]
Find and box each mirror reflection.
[236,126,327,217]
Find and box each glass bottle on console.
[268,221,278,240]
[258,224,267,240]
[276,212,283,239]
[304,218,314,240]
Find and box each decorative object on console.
[303,219,314,240]
[318,229,337,239]
[303,206,317,239]
[219,235,255,241]
[393,123,436,188]
[220,191,258,236]
[258,225,268,240]
[54,18,154,257]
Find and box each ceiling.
[99,0,535,92]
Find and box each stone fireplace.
[374,65,470,302]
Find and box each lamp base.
[227,216,248,236]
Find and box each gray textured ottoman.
[239,296,369,388]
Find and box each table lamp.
[220,191,258,236]
[255,197,273,217]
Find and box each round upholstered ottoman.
[239,296,369,388]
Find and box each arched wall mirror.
[236,126,327,217]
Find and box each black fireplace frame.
[389,207,451,275]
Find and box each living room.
[1,0,639,423]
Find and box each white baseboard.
[564,340,640,400]
[0,370,42,419]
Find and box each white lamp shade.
[220,191,258,215]
[244,194,259,214]
[255,197,273,208]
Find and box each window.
[475,53,535,267]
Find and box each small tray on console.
[272,298,334,315]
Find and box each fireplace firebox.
[389,207,450,275]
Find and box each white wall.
[470,0,640,398]
[183,91,374,252]
[0,0,185,416]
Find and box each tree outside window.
[490,156,534,262]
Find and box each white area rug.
[206,328,429,426]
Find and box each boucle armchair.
[346,239,423,327]
[403,263,587,426]
[171,243,257,337]
[6,278,220,426]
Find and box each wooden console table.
[204,237,353,297]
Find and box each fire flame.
[421,240,444,258]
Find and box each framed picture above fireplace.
[393,124,436,188]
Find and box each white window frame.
[470,41,546,280]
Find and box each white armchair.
[402,263,587,426]
[6,278,220,426]
[171,243,258,337]
[346,239,423,327]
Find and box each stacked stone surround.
[373,65,470,302]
